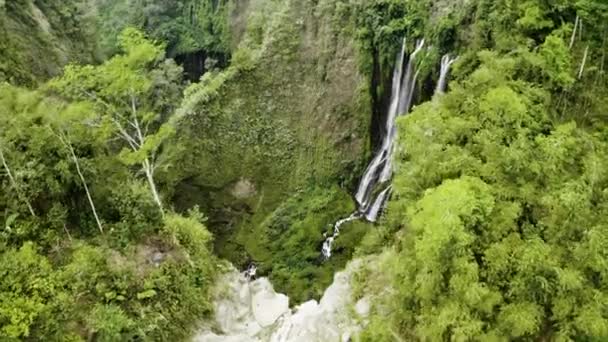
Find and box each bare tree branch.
[110,118,140,151]
[578,45,589,79]
[0,146,36,218]
[569,15,579,49]
[50,128,104,234]
[63,223,73,242]
[130,91,163,214]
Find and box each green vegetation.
[3,0,608,340]
[96,0,232,57]
[0,0,97,85]
[358,0,608,340]
[246,186,358,303]
[168,0,372,301]
[0,29,217,340]
[0,0,233,85]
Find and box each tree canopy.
[2,0,608,340]
[359,0,608,340]
[0,29,217,340]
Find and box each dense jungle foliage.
[356,0,608,341]
[1,0,608,340]
[0,28,218,340]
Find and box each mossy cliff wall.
[0,0,97,85]
[169,0,373,302]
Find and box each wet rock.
[152,252,165,266]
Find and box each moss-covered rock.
[0,0,97,85]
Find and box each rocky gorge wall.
[0,0,97,85]
[168,0,375,303]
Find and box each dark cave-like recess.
[174,50,229,82]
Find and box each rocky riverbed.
[194,259,371,342]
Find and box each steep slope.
[0,0,97,85]
[168,0,373,302]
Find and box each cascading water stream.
[321,39,426,259]
[321,212,361,259]
[365,185,392,222]
[378,40,425,184]
[352,39,407,210]
[356,39,424,207]
[321,39,457,259]
[436,54,457,94]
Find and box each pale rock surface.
[231,179,257,199]
[194,259,370,342]
[355,298,370,317]
[251,279,290,327]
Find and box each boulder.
[251,278,290,327]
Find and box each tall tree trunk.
[129,94,164,214]
[143,158,163,214]
[569,16,579,49]
[578,45,589,79]
[0,146,36,217]
[61,135,104,234]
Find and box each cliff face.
[0,0,97,85]
[170,0,372,302]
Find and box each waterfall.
[354,38,408,209]
[436,54,457,94]
[321,38,427,259]
[322,213,361,259]
[365,186,392,222]
[354,38,424,213]
[397,40,425,116]
[378,40,425,184]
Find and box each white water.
[322,39,425,259]
[365,186,391,222]
[355,39,424,210]
[354,38,407,208]
[436,54,457,94]
[378,40,425,184]
[321,212,360,259]
[397,39,425,117]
